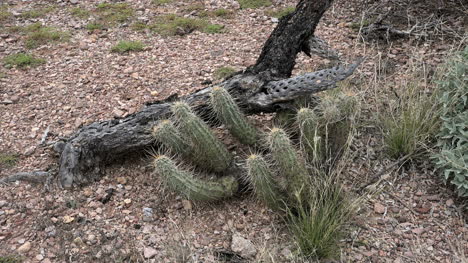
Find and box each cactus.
[154,155,238,201]
[210,87,258,145]
[267,128,309,199]
[171,101,232,172]
[297,108,323,163]
[152,120,193,158]
[246,154,284,210]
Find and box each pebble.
[143,247,157,259]
[231,233,256,258]
[374,203,386,214]
[17,241,31,253]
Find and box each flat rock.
[374,203,386,214]
[143,246,157,259]
[231,233,256,259]
[17,241,31,253]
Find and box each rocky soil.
[0,0,466,262]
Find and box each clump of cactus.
[267,128,309,200]
[171,101,232,172]
[246,154,284,210]
[210,86,258,145]
[152,120,193,158]
[154,155,238,201]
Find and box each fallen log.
[55,0,363,187]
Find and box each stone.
[23,146,36,156]
[231,233,256,259]
[182,200,192,210]
[70,0,78,4]
[374,203,386,214]
[116,176,127,184]
[143,247,157,259]
[17,241,31,253]
[113,108,125,118]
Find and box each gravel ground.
[0,0,466,262]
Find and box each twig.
[0,171,50,185]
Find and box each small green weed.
[0,255,23,263]
[20,6,55,19]
[111,40,145,53]
[214,66,237,80]
[238,0,272,9]
[70,7,90,19]
[0,152,18,167]
[183,3,206,16]
[265,6,295,18]
[95,3,134,25]
[349,19,372,31]
[152,0,172,5]
[86,22,104,31]
[203,24,225,34]
[131,21,147,31]
[3,53,45,68]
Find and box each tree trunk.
[55,0,363,188]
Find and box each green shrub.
[379,84,439,159]
[203,24,225,34]
[23,24,70,49]
[150,15,208,36]
[70,7,90,19]
[213,66,237,80]
[95,3,134,25]
[3,53,45,68]
[238,0,272,9]
[111,40,145,53]
[85,22,104,31]
[265,6,295,18]
[20,6,55,19]
[433,47,468,197]
[131,21,147,31]
[0,152,18,168]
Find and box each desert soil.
[0,0,467,262]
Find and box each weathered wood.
[55,0,365,188]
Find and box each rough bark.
[54,0,365,188]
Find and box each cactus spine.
[171,101,232,172]
[154,155,238,201]
[246,154,284,210]
[152,120,192,158]
[268,128,309,199]
[210,87,258,145]
[297,108,323,163]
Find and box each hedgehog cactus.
[154,155,238,201]
[246,154,284,210]
[210,87,258,145]
[268,128,309,199]
[297,108,323,163]
[152,120,192,158]
[171,101,232,172]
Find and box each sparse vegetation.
[85,22,105,31]
[20,6,55,19]
[70,7,90,19]
[265,6,295,18]
[433,47,468,197]
[0,5,11,21]
[379,84,439,160]
[24,24,70,49]
[211,8,234,18]
[203,24,225,34]
[238,0,272,9]
[214,66,237,80]
[152,0,172,5]
[111,40,145,53]
[3,53,45,68]
[0,152,18,168]
[95,3,134,26]
[150,15,218,36]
